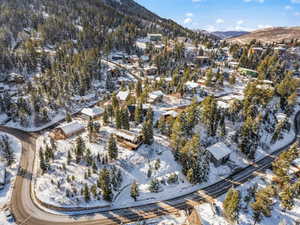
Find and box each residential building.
[206,142,232,167]
[51,122,85,140]
[81,106,104,120]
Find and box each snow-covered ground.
[0,132,22,225]
[35,121,233,209]
[196,169,300,225]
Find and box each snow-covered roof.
[185,81,199,90]
[206,142,232,161]
[81,106,104,118]
[163,110,178,118]
[117,90,130,101]
[60,122,85,136]
[107,127,141,143]
[149,90,164,100]
[276,113,287,122]
[141,55,149,61]
[293,158,300,168]
[217,101,229,109]
[0,164,5,185]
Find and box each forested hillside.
[0,0,212,127]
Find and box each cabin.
[0,164,6,190]
[81,106,104,120]
[206,142,232,167]
[51,122,85,140]
[111,128,143,150]
[288,158,300,177]
[8,73,24,84]
[194,56,210,65]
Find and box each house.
[110,128,143,150]
[148,90,164,103]
[144,66,158,75]
[161,110,179,120]
[0,164,6,189]
[135,39,149,50]
[116,90,130,102]
[288,158,300,176]
[238,68,258,78]
[194,56,210,65]
[8,73,25,84]
[206,142,232,167]
[147,33,162,42]
[81,106,104,120]
[51,122,85,140]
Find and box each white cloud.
[291,0,300,3]
[294,12,300,16]
[192,0,203,2]
[185,12,194,17]
[216,18,224,24]
[285,5,292,10]
[244,0,265,3]
[184,17,193,24]
[237,20,245,25]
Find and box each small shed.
[206,142,232,167]
[81,106,104,120]
[52,122,85,140]
[0,164,6,189]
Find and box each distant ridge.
[212,31,249,39]
[228,26,300,43]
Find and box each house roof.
[81,106,104,117]
[60,122,85,136]
[207,142,232,161]
[149,90,164,100]
[117,90,130,101]
[185,81,199,90]
[0,164,5,184]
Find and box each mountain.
[228,26,300,44]
[212,31,249,39]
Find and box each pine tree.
[99,168,113,201]
[39,148,47,173]
[107,134,118,160]
[130,181,139,201]
[142,121,153,145]
[121,107,130,130]
[84,183,90,202]
[135,102,143,124]
[66,112,72,122]
[103,109,109,125]
[223,188,240,223]
[135,80,143,98]
[115,108,122,129]
[146,107,154,125]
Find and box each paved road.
[0,112,299,225]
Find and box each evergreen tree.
[83,183,90,202]
[135,102,143,124]
[130,181,139,201]
[223,188,240,223]
[99,168,113,201]
[107,134,118,160]
[121,107,130,130]
[142,121,153,145]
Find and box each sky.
[134,0,300,32]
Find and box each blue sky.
[135,0,300,31]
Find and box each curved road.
[0,111,299,225]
